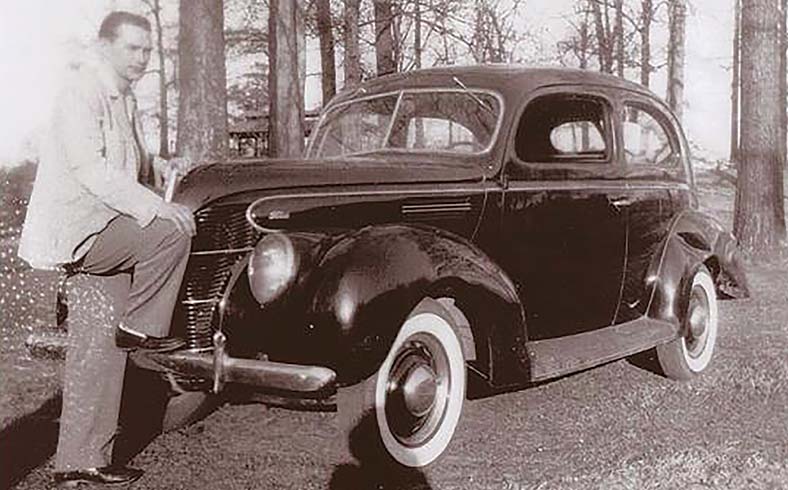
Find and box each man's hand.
[163,156,192,179]
[157,202,196,236]
[153,155,193,191]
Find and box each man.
[19,11,196,487]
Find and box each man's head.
[98,11,152,86]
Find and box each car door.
[614,95,692,323]
[497,88,628,341]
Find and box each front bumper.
[25,330,337,400]
[129,349,336,398]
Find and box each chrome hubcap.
[385,334,449,447]
[685,285,710,358]
[688,303,708,338]
[402,364,438,417]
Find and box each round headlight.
[248,233,298,306]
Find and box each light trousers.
[55,216,190,471]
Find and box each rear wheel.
[338,298,467,467]
[656,266,718,380]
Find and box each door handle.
[609,197,632,209]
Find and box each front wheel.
[338,298,467,468]
[656,265,719,379]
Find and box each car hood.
[175,155,486,209]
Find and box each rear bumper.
[25,330,337,400]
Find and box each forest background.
[0,0,786,255]
[0,0,747,163]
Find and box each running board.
[526,317,678,382]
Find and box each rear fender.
[648,210,749,326]
[307,224,528,387]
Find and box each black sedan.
[31,65,749,468]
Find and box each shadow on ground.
[0,392,61,489]
[0,364,173,489]
[112,366,172,466]
[330,411,432,490]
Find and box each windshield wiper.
[452,76,495,116]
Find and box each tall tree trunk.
[614,0,625,77]
[414,0,424,147]
[666,0,687,120]
[151,0,170,158]
[780,0,787,173]
[734,0,786,256]
[344,0,362,87]
[731,0,741,165]
[590,0,613,73]
[579,13,590,70]
[602,0,613,72]
[590,0,605,71]
[440,7,452,65]
[392,3,403,70]
[176,0,228,164]
[414,0,422,69]
[316,0,336,106]
[472,0,485,62]
[640,0,653,87]
[373,0,396,76]
[777,0,786,226]
[297,0,306,113]
[268,0,305,158]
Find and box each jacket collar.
[83,50,130,99]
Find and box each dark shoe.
[116,326,186,353]
[53,465,143,487]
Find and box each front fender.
[307,224,528,387]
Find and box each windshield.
[308,89,502,158]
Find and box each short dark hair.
[98,11,151,40]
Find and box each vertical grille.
[178,203,261,349]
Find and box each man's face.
[103,24,152,84]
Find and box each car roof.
[330,64,656,106]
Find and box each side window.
[622,104,678,167]
[515,93,610,163]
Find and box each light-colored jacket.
[18,56,163,270]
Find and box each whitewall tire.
[657,266,719,379]
[339,298,467,468]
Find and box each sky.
[0,0,737,166]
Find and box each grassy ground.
[2,169,787,489]
[0,234,61,431]
[515,260,787,490]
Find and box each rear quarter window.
[621,104,679,168]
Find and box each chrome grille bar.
[179,203,261,350]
